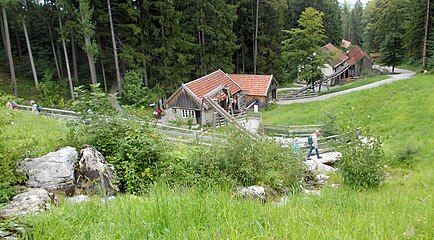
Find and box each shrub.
[120,70,153,107]
[320,111,340,137]
[335,126,385,189]
[67,116,167,194]
[162,130,304,191]
[71,84,117,118]
[37,70,69,108]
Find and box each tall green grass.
[25,181,432,239]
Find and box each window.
[181,109,195,119]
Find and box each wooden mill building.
[165,69,278,125]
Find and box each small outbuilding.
[165,69,278,125]
[228,74,278,110]
[347,46,373,76]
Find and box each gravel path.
[276,68,416,105]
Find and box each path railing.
[17,104,80,120]
[16,104,227,145]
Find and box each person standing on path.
[307,129,322,160]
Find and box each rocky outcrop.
[16,147,78,195]
[1,188,54,217]
[75,146,118,196]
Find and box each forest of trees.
[0,0,432,99]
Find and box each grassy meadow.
[1,74,433,239]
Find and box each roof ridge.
[185,69,222,86]
[223,70,243,90]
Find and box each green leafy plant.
[335,126,385,189]
[37,70,68,108]
[120,70,153,107]
[162,130,304,191]
[68,116,166,194]
[320,111,340,137]
[71,84,117,118]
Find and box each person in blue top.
[307,129,322,160]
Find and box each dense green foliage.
[120,70,151,107]
[281,7,326,83]
[68,116,166,194]
[1,0,432,96]
[335,124,385,188]
[163,130,304,190]
[363,0,433,70]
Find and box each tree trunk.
[0,9,7,51]
[48,23,61,80]
[12,15,22,60]
[253,0,259,74]
[422,0,431,67]
[22,20,38,87]
[2,7,17,96]
[56,0,74,100]
[107,0,122,93]
[56,43,64,77]
[98,40,107,92]
[71,30,79,84]
[83,33,97,85]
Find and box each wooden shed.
[228,74,278,109]
[347,46,373,76]
[165,70,278,125]
[165,69,242,125]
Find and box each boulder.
[75,146,118,196]
[16,147,78,195]
[236,186,266,202]
[305,160,336,174]
[67,195,90,204]
[1,188,54,217]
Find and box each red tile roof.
[341,39,352,49]
[184,69,242,100]
[321,43,348,67]
[228,74,273,96]
[347,46,367,66]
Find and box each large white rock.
[16,147,78,195]
[1,188,54,217]
[236,186,266,201]
[305,160,336,174]
[75,146,118,196]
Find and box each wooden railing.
[17,104,80,120]
[263,124,321,137]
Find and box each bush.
[162,130,304,191]
[37,70,69,108]
[120,70,153,107]
[67,116,167,194]
[320,111,340,137]
[335,126,385,189]
[71,84,117,118]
